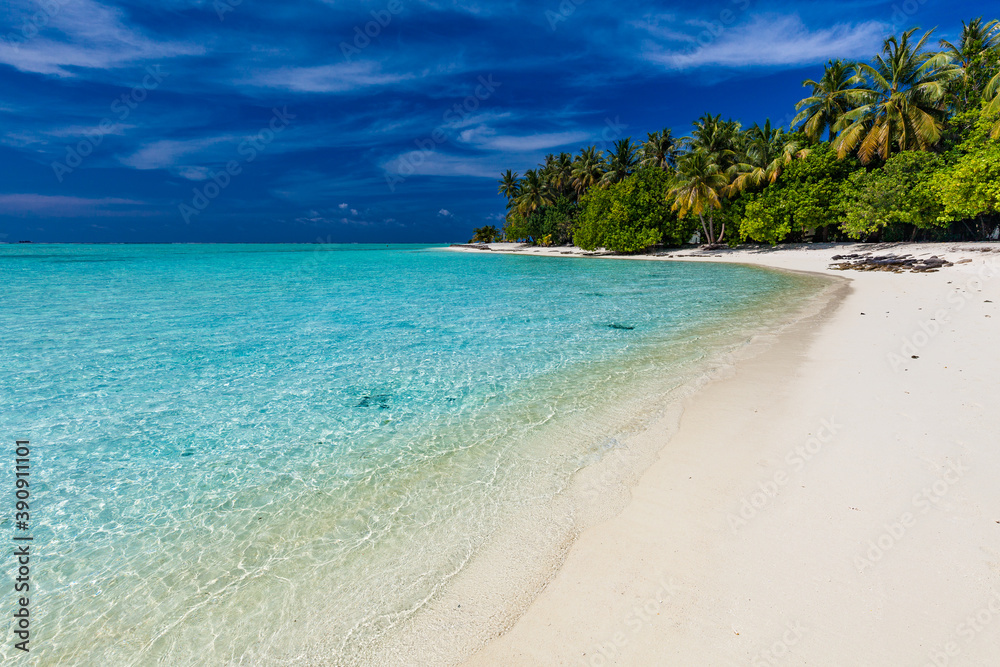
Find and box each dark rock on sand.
[830,253,954,273]
[357,394,391,409]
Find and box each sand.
[452,242,1000,666]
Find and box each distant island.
[474,19,1000,253]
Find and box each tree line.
[472,19,1000,252]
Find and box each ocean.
[0,244,826,664]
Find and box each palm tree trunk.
[698,213,710,244]
[718,220,726,244]
[708,215,716,244]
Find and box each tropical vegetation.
[489,17,1000,251]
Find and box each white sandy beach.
[453,242,1000,666]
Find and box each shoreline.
[454,242,1000,665]
[359,258,844,666]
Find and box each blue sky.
[0,0,992,242]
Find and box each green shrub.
[575,167,694,252]
[840,151,948,240]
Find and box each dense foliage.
[574,168,696,252]
[934,109,1000,236]
[840,152,947,240]
[740,143,859,244]
[469,225,501,243]
[488,17,1000,250]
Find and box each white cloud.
[44,123,132,138]
[0,0,202,77]
[440,109,515,131]
[382,151,500,178]
[119,136,233,170]
[411,0,504,16]
[457,127,592,152]
[245,61,414,93]
[643,14,888,69]
[174,166,211,181]
[294,212,378,227]
[339,202,349,209]
[0,194,143,216]
[438,209,451,217]
[628,14,697,44]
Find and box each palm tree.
[941,17,1000,63]
[571,146,606,195]
[834,28,961,164]
[641,129,678,170]
[498,170,520,209]
[793,59,863,142]
[940,17,1000,110]
[730,120,807,194]
[549,152,575,198]
[986,69,1000,138]
[515,169,552,215]
[539,154,558,195]
[685,114,741,170]
[470,225,500,243]
[670,150,731,245]
[600,138,640,186]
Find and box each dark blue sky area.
[0,0,993,242]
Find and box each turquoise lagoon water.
[0,244,826,664]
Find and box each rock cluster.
[450,243,492,250]
[829,253,954,273]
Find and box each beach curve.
[456,242,1000,666]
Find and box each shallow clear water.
[0,244,824,664]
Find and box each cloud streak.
[244,61,416,94]
[0,0,202,77]
[644,14,888,69]
[0,194,145,216]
